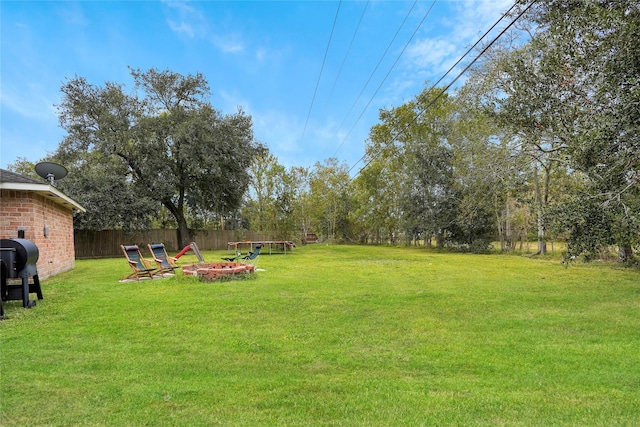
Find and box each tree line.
[10,1,639,262]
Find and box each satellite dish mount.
[35,162,68,187]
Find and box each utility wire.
[347,0,536,179]
[335,0,419,138]
[323,1,370,115]
[318,0,370,158]
[331,0,437,159]
[415,1,519,106]
[347,0,519,168]
[295,0,342,164]
[345,2,518,176]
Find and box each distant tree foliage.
[6,158,39,180]
[308,158,351,242]
[359,86,495,249]
[242,152,307,240]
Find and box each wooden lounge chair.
[120,245,158,281]
[148,243,180,275]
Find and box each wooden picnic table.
[227,240,296,255]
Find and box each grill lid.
[0,239,39,274]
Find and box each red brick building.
[0,169,85,280]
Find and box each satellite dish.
[35,162,68,186]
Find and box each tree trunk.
[618,241,634,263]
[494,193,505,252]
[176,218,191,250]
[505,195,512,251]
[537,212,547,255]
[533,165,547,255]
[163,199,191,249]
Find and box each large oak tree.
[55,68,262,247]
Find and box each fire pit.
[182,262,254,281]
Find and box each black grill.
[0,238,43,318]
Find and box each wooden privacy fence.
[74,229,276,259]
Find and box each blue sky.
[1,0,512,174]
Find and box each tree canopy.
[54,68,262,246]
[522,0,640,261]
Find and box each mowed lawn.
[1,244,639,426]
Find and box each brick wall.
[0,189,76,280]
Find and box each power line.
[417,1,519,104]
[295,0,342,164]
[322,1,370,115]
[318,0,371,159]
[331,0,437,160]
[347,0,536,179]
[334,0,418,137]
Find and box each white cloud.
[167,19,195,38]
[163,1,197,16]
[406,38,458,73]
[217,90,337,168]
[163,0,207,39]
[162,1,249,55]
[212,34,245,53]
[253,109,301,156]
[218,89,251,114]
[0,85,62,167]
[0,85,58,123]
[248,104,368,170]
[255,48,267,62]
[57,2,89,27]
[387,0,515,101]
[450,0,515,42]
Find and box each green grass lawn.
[1,245,639,426]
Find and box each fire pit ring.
[182,262,254,281]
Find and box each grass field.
[1,244,639,426]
